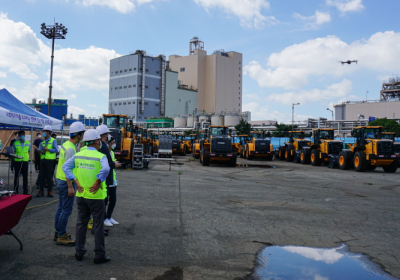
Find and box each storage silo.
[224,114,241,126]
[174,116,187,128]
[187,114,198,128]
[211,114,225,126]
[199,115,209,124]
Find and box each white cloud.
[79,0,161,14]
[293,10,331,29]
[244,32,400,90]
[326,0,364,13]
[284,245,344,264]
[243,102,312,122]
[88,104,98,107]
[0,12,48,79]
[193,0,278,29]
[0,72,7,78]
[266,79,353,105]
[69,105,86,116]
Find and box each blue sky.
[1,0,400,123]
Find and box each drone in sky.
[340,60,358,65]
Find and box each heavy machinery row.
[103,114,400,173]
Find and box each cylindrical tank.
[32,98,37,104]
[211,114,225,126]
[224,114,241,127]
[187,114,198,128]
[174,116,187,128]
[199,115,209,124]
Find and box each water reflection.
[254,244,398,280]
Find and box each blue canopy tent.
[0,88,63,194]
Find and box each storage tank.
[174,116,187,128]
[187,114,198,128]
[224,114,241,127]
[211,114,224,126]
[199,115,209,124]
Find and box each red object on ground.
[0,194,31,236]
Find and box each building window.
[239,87,240,90]
[139,116,142,119]
[140,68,142,70]
[145,86,148,88]
[119,86,122,89]
[114,103,117,106]
[119,103,122,105]
[239,74,241,77]
[239,92,240,95]
[179,99,181,102]
[129,68,132,71]
[155,103,159,106]
[146,69,149,72]
[156,87,159,90]
[239,61,241,64]
[124,69,127,72]
[128,102,131,104]
[239,81,240,83]
[139,85,142,88]
[156,71,160,74]
[134,68,136,71]
[180,67,185,72]
[120,70,123,73]
[133,101,136,104]
[133,84,136,87]
[239,97,240,100]
[239,103,240,106]
[128,85,132,88]
[110,88,113,90]
[115,87,118,90]
[239,67,241,70]
[124,86,127,89]
[145,102,148,105]
[123,102,126,105]
[132,116,135,119]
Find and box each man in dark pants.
[33,132,43,172]
[13,131,30,194]
[95,125,121,227]
[63,129,111,264]
[36,125,59,198]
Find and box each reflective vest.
[74,149,107,200]
[41,137,57,160]
[14,140,30,162]
[79,145,87,152]
[56,141,76,181]
[111,151,116,182]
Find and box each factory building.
[25,98,68,120]
[334,78,400,122]
[169,37,242,115]
[108,50,166,123]
[164,70,197,117]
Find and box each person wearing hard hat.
[53,121,86,246]
[95,125,121,227]
[36,125,59,197]
[13,130,30,194]
[104,137,119,226]
[63,129,111,264]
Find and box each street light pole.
[40,22,68,117]
[292,103,300,132]
[327,108,334,121]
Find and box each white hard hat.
[96,124,110,135]
[69,121,86,134]
[43,125,52,131]
[82,129,101,142]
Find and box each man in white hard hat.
[63,129,111,264]
[54,121,86,246]
[36,125,59,197]
[95,125,121,227]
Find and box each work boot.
[87,219,93,230]
[47,191,54,198]
[36,191,44,197]
[56,233,75,246]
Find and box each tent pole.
[30,126,33,194]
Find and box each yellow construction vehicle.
[243,131,274,161]
[231,135,252,158]
[192,131,207,159]
[382,132,400,155]
[199,126,237,167]
[299,129,343,167]
[172,134,187,155]
[184,134,198,154]
[277,131,311,163]
[338,126,399,172]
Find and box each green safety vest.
[41,137,57,160]
[79,145,87,152]
[111,151,116,182]
[14,140,30,162]
[56,141,76,181]
[73,149,107,200]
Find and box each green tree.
[369,118,400,136]
[184,129,193,136]
[234,119,252,135]
[273,123,298,137]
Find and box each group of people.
[11,122,120,264]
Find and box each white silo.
[174,116,187,128]
[224,114,241,126]
[211,114,225,126]
[187,114,198,128]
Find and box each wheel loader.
[338,126,399,172]
[299,129,343,167]
[243,131,274,161]
[192,131,207,159]
[277,131,311,163]
[172,134,187,156]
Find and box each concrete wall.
[109,53,163,122]
[165,71,197,117]
[335,101,400,120]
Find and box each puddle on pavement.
[253,244,398,280]
[236,164,275,168]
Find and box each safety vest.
[41,137,57,160]
[111,151,116,182]
[74,149,107,200]
[56,141,76,181]
[79,145,87,152]
[14,140,30,162]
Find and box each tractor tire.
[285,145,294,162]
[366,164,377,171]
[300,149,310,164]
[239,150,243,158]
[181,145,187,156]
[383,161,398,173]
[228,158,237,167]
[202,156,210,166]
[353,151,367,172]
[338,151,352,170]
[278,146,285,161]
[247,150,254,160]
[310,149,321,166]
